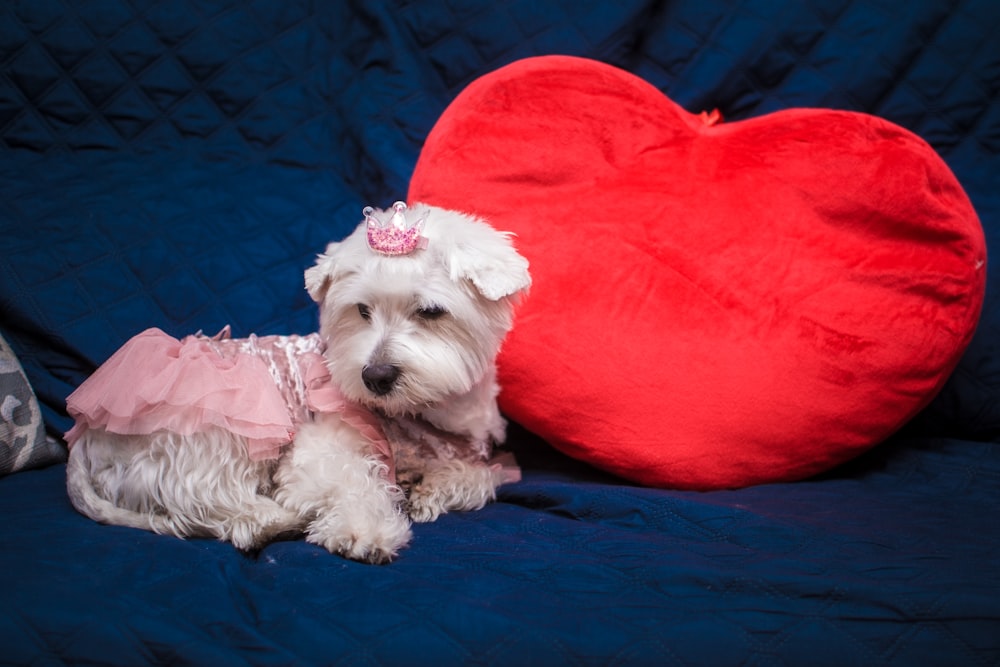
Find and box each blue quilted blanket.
[2,1,999,665]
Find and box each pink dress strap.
[488,451,522,485]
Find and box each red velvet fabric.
[409,56,986,490]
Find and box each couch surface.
[2,1,999,665]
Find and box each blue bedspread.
[2,1,999,665]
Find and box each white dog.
[64,202,530,563]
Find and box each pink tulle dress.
[64,327,391,474]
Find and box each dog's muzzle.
[362,364,401,396]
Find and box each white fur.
[66,204,530,564]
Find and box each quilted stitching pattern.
[2,2,330,154]
[1,0,999,664]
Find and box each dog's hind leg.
[145,429,304,550]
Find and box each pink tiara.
[364,201,428,256]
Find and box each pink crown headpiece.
[364,201,428,256]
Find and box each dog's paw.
[226,501,303,551]
[406,492,446,523]
[405,460,498,523]
[307,507,412,564]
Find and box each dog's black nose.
[362,364,400,396]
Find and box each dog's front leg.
[273,413,412,563]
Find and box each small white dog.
[65,202,530,563]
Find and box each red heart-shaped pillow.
[409,56,986,490]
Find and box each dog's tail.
[65,439,180,536]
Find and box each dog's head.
[305,203,530,416]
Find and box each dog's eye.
[417,305,448,321]
[357,304,372,321]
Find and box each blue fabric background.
[2,1,998,664]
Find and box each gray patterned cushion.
[0,333,65,475]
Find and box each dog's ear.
[304,241,343,303]
[450,233,531,301]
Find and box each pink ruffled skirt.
[65,328,390,471]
